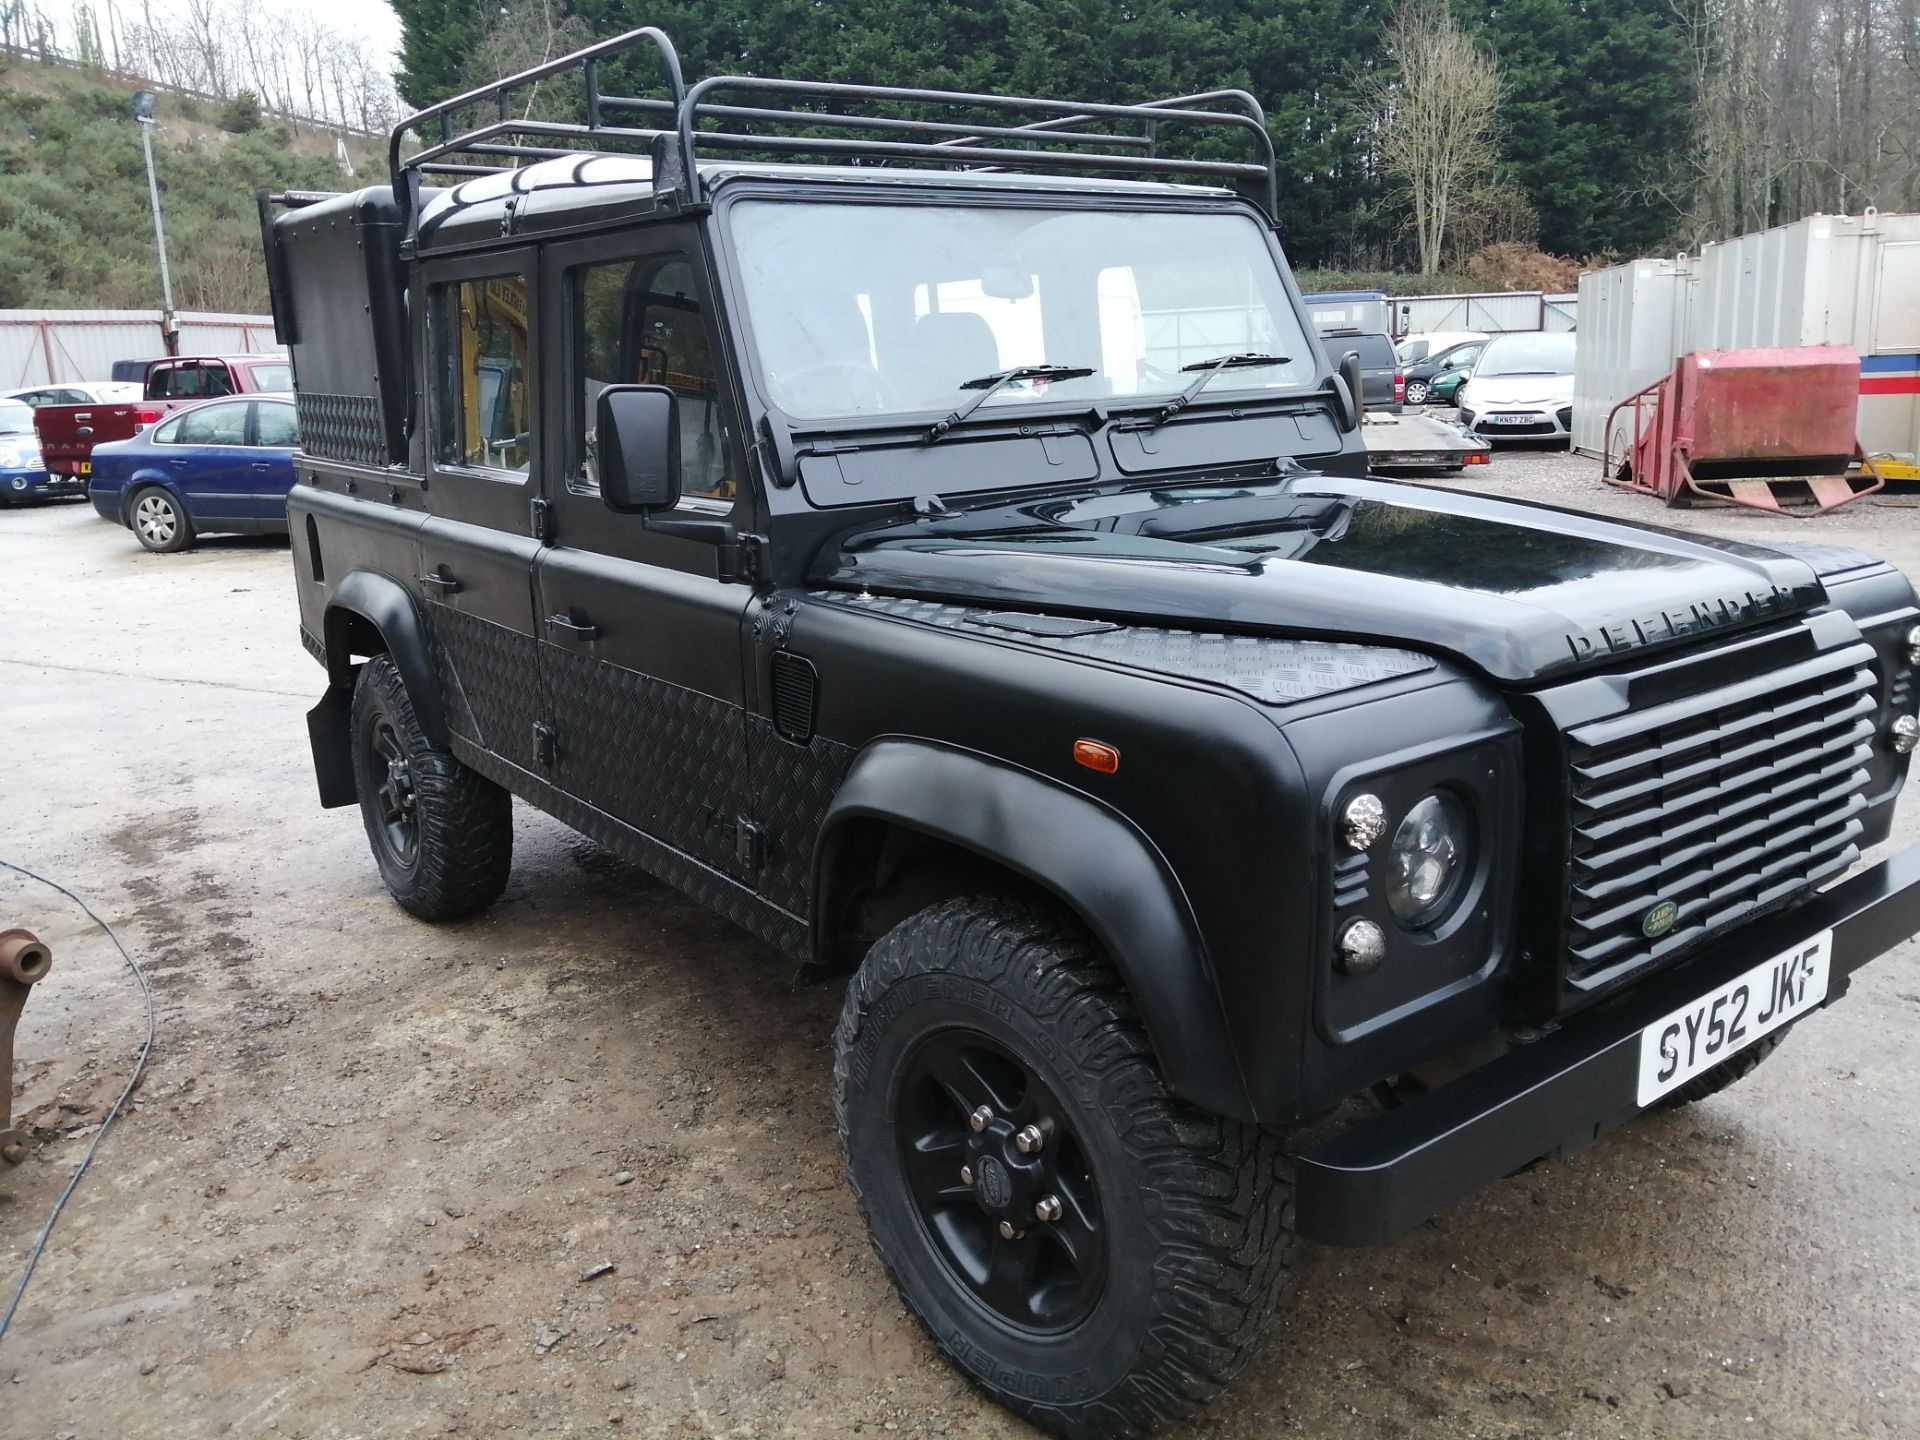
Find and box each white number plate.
[1487,414,1536,425]
[1635,931,1831,1106]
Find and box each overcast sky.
[43,0,403,69]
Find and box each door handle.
[545,610,599,640]
[169,458,188,467]
[419,569,461,595]
[252,461,273,471]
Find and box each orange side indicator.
[1073,739,1120,774]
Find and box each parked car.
[1395,329,1487,364]
[0,399,86,504]
[3,381,144,408]
[1403,339,1484,406]
[1323,330,1403,412]
[1456,331,1576,441]
[87,394,299,552]
[33,353,293,485]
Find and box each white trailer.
[1573,211,1920,471]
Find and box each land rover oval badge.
[1641,900,1679,939]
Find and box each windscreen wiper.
[926,364,1095,443]
[1129,352,1292,435]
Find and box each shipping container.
[1574,210,1920,468]
[0,309,279,388]
[1571,257,1693,458]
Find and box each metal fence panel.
[0,310,279,386]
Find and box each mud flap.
[308,677,358,809]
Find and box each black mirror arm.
[642,513,743,582]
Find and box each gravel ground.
[0,455,1916,1440]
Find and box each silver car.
[1455,332,1576,442]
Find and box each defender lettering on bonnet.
[263,24,1920,1437]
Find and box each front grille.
[1555,406,1574,431]
[1563,647,1876,981]
[1482,418,1554,435]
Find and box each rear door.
[531,225,757,880]
[241,399,300,522]
[163,400,255,522]
[416,251,549,777]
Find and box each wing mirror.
[1332,349,1365,431]
[592,385,680,513]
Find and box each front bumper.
[1,467,84,500]
[1295,843,1920,1246]
[1460,404,1571,440]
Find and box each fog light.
[1338,919,1387,975]
[1341,793,1387,851]
[1891,714,1920,754]
[8,476,25,492]
[1906,624,1920,664]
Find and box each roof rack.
[388,26,1277,240]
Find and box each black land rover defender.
[263,28,1920,1437]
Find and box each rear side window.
[151,364,234,399]
[172,402,250,446]
[430,274,532,474]
[253,402,299,448]
[251,363,292,392]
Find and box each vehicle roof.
[416,151,1239,248]
[151,354,289,366]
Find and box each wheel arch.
[305,568,446,808]
[814,738,1255,1121]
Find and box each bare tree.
[1357,0,1506,275]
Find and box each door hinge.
[733,816,764,871]
[530,496,553,542]
[532,721,558,769]
[738,532,768,584]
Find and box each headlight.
[0,447,21,470]
[1386,792,1472,926]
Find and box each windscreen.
[1477,332,1575,377]
[0,401,32,435]
[729,200,1315,421]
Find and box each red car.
[32,354,292,485]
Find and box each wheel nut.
[1013,1124,1043,1154]
[997,1220,1023,1240]
[969,1105,993,1132]
[1034,1194,1063,1223]
[960,1164,974,1186]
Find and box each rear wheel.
[131,486,194,553]
[349,654,512,920]
[835,897,1295,1439]
[1404,379,1431,405]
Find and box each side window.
[173,402,250,446]
[148,368,178,399]
[200,365,235,397]
[572,254,737,502]
[431,274,532,475]
[253,402,299,448]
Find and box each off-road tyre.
[349,654,512,921]
[131,485,194,553]
[833,896,1295,1439]
[1657,1033,1786,1108]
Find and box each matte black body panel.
[323,566,447,744]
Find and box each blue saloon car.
[89,394,300,552]
[0,399,86,505]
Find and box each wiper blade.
[1131,352,1291,434]
[926,364,1094,443]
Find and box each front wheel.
[834,898,1296,1438]
[349,654,513,920]
[131,486,194,552]
[1404,379,1431,405]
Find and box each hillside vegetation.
[0,58,381,313]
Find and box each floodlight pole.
[133,91,179,356]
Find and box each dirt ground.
[1,451,1917,1440]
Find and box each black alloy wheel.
[366,712,421,870]
[895,1028,1105,1333]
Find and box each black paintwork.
[266,42,1920,1227]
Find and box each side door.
[533,227,757,879]
[415,251,549,777]
[242,399,300,523]
[163,400,256,522]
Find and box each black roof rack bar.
[390,25,686,232]
[677,74,1277,211]
[388,27,1282,239]
[602,93,1157,151]
[691,128,1267,186]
